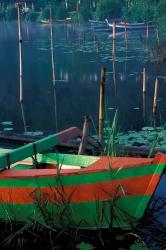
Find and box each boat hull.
[0,153,164,229]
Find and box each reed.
[103,109,119,157]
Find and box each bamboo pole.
[78,115,91,155]
[76,1,80,26]
[153,77,159,115]
[143,67,146,94]
[112,37,116,56]
[16,3,27,132]
[142,68,147,122]
[50,7,58,132]
[112,21,116,40]
[99,67,106,144]
[124,21,127,43]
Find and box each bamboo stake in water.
[78,115,91,155]
[112,37,116,56]
[124,21,127,43]
[16,3,27,132]
[112,21,116,40]
[50,7,58,132]
[76,1,80,26]
[99,67,106,144]
[153,77,159,115]
[143,67,146,94]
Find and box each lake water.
[0,21,166,134]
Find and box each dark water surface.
[0,21,166,134]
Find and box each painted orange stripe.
[86,156,153,171]
[0,174,160,204]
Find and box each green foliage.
[122,1,156,22]
[5,5,17,21]
[0,0,165,27]
[54,5,68,20]
[38,7,49,21]
[77,241,93,250]
[26,12,40,22]
[94,0,122,20]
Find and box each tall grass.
[103,108,119,157]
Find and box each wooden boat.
[89,20,107,26]
[88,19,108,30]
[105,19,154,30]
[40,19,50,24]
[0,133,165,229]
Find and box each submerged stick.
[78,115,91,155]
[50,7,58,132]
[99,67,106,144]
[153,77,159,115]
[16,3,27,132]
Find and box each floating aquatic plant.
[1,121,13,126]
[103,124,166,153]
[24,131,44,136]
[3,128,13,132]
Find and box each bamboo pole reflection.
[142,68,147,124]
[112,38,116,95]
[93,28,99,53]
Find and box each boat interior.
[0,134,164,177]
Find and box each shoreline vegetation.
[0,0,165,26]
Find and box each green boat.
[0,133,165,229]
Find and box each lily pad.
[1,121,13,126]
[3,127,13,131]
[155,127,164,132]
[142,127,155,131]
[24,131,44,136]
[133,107,140,110]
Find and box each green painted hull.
[0,134,165,229]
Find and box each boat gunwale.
[0,156,158,178]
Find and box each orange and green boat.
[0,133,165,229]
